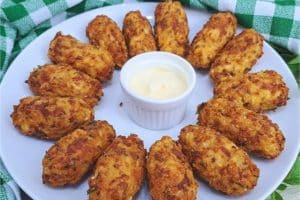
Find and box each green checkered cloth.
[0,0,299,200]
[0,159,20,200]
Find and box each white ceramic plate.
[1,3,300,200]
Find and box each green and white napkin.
[0,159,20,200]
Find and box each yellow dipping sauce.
[128,66,188,100]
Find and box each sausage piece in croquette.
[210,29,263,83]
[48,32,114,82]
[186,12,237,69]
[42,120,116,187]
[86,15,128,68]
[214,70,289,112]
[155,0,189,56]
[123,11,157,57]
[147,136,198,200]
[27,64,103,107]
[197,98,285,159]
[11,96,94,140]
[179,125,259,196]
[88,134,146,200]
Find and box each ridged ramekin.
[120,51,196,130]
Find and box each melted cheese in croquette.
[197,98,285,159]
[48,32,114,82]
[179,125,259,196]
[42,121,116,186]
[147,136,198,200]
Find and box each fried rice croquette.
[123,11,157,57]
[179,125,259,196]
[86,15,128,68]
[155,0,189,56]
[42,120,116,187]
[27,64,103,107]
[214,70,289,112]
[147,136,198,200]
[210,29,264,83]
[197,98,285,159]
[11,96,94,140]
[88,134,146,200]
[186,12,237,69]
[48,32,114,82]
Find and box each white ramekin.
[120,51,196,130]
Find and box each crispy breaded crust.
[123,11,157,57]
[86,15,128,68]
[214,70,289,112]
[42,120,116,186]
[186,12,237,68]
[48,32,114,82]
[27,64,103,107]
[88,134,146,200]
[210,29,263,83]
[179,125,259,196]
[197,98,285,159]
[155,0,189,56]
[11,96,94,140]
[147,136,198,200]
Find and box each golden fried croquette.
[179,125,259,196]
[186,12,237,69]
[210,29,264,83]
[86,15,128,68]
[27,64,103,107]
[197,98,285,159]
[88,134,146,200]
[11,96,94,140]
[42,120,116,187]
[214,70,289,112]
[123,11,157,57]
[155,0,189,56]
[48,32,114,82]
[147,136,198,200]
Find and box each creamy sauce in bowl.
[128,66,188,100]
